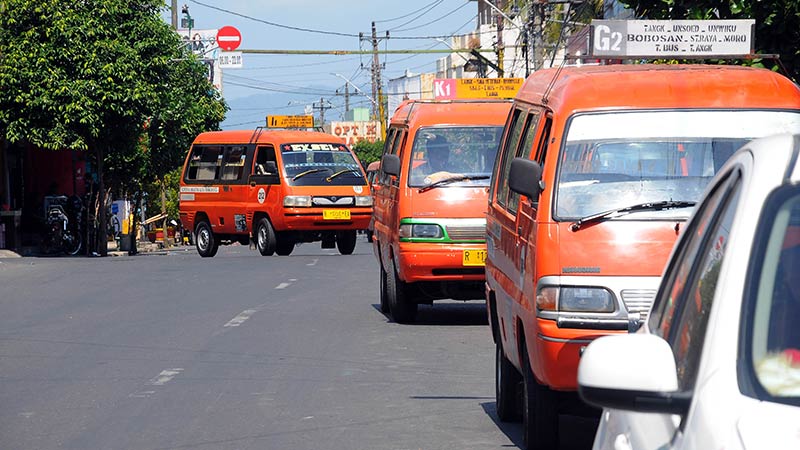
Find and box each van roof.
[389,99,512,129]
[517,64,800,112]
[192,129,347,146]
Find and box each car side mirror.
[578,334,691,415]
[382,154,400,177]
[508,158,543,200]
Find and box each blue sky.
[167,0,481,128]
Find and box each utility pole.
[335,84,350,119]
[532,1,546,71]
[361,22,388,139]
[496,0,505,77]
[311,98,332,127]
[171,0,178,29]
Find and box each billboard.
[327,121,382,146]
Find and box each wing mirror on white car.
[577,333,691,415]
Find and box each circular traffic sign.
[216,26,242,51]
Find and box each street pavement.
[0,239,596,449]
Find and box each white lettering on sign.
[328,121,381,146]
[180,186,219,193]
[218,51,243,69]
[591,19,754,58]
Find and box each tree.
[0,0,226,255]
[619,0,800,82]
[352,140,384,168]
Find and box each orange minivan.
[372,99,512,322]
[179,129,372,257]
[485,64,800,448]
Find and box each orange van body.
[179,129,372,257]
[372,100,512,322]
[486,64,800,446]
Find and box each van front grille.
[445,225,486,241]
[621,289,657,320]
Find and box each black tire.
[195,221,218,257]
[275,232,294,256]
[379,264,390,313]
[63,229,82,256]
[366,229,374,243]
[522,342,558,450]
[238,235,250,246]
[496,340,521,422]
[256,218,276,256]
[336,230,357,255]
[386,260,417,323]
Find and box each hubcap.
[199,229,209,250]
[258,226,266,248]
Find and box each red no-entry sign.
[216,26,242,51]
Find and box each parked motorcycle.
[43,195,83,255]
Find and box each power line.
[189,0,359,37]
[387,0,445,31]
[391,2,471,33]
[375,0,445,23]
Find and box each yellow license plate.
[462,249,486,266]
[323,209,351,220]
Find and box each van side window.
[536,116,552,165]
[221,146,248,181]
[383,128,397,156]
[186,145,223,181]
[255,145,277,175]
[495,109,526,209]
[507,112,541,212]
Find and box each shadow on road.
[372,301,489,326]
[480,401,599,450]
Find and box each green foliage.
[618,0,800,82]
[144,167,181,223]
[352,140,384,167]
[0,0,227,191]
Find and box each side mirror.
[578,334,691,415]
[508,158,543,200]
[382,154,401,177]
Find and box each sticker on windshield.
[353,186,363,194]
[257,188,266,204]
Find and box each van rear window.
[556,110,800,220]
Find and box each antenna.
[541,2,591,105]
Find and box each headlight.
[559,287,614,313]
[355,195,373,206]
[536,286,615,313]
[283,195,312,207]
[399,223,443,239]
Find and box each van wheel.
[256,218,276,256]
[386,260,417,323]
[275,233,294,256]
[522,342,558,450]
[195,221,219,257]
[379,265,389,313]
[336,230,357,255]
[496,340,521,422]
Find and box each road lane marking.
[147,368,184,386]
[307,259,318,266]
[224,309,257,327]
[275,282,291,289]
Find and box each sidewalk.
[0,240,180,258]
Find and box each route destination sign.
[266,115,314,128]
[433,78,523,100]
[590,19,755,58]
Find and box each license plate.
[323,209,351,220]
[462,249,486,266]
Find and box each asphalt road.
[0,239,596,450]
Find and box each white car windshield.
[556,111,800,220]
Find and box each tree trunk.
[128,190,142,255]
[96,146,108,256]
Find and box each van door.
[487,107,541,353]
[217,145,250,235]
[375,127,405,267]
[247,145,280,225]
[515,113,551,307]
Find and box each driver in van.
[413,135,458,184]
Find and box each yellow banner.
[266,115,315,128]
[455,78,523,99]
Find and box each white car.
[578,134,800,450]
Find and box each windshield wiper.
[418,175,489,193]
[570,200,697,231]
[292,168,330,181]
[326,169,361,182]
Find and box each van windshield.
[556,110,800,219]
[408,126,503,188]
[280,143,366,186]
